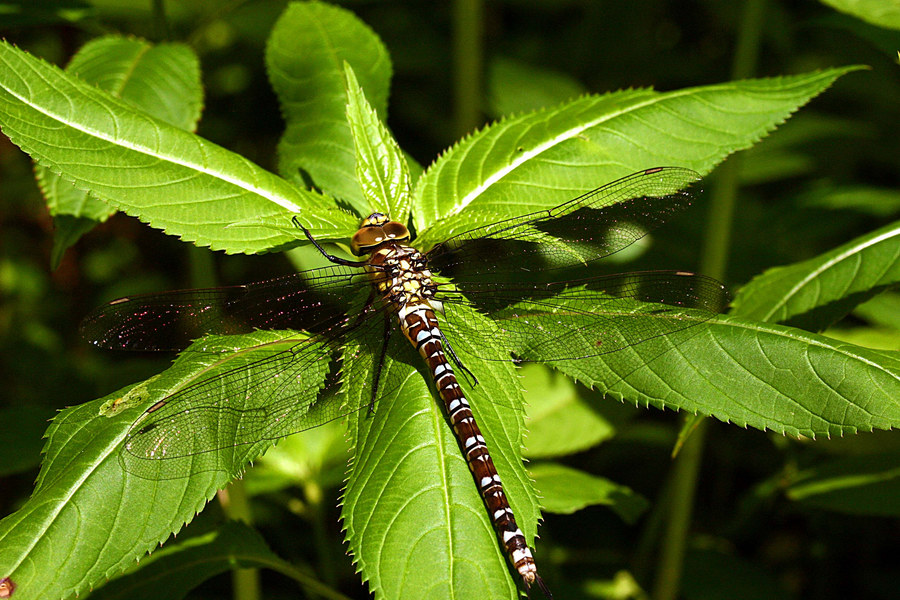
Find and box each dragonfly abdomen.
[399,305,546,594]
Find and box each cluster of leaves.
[1,1,899,600]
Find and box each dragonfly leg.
[292,216,367,267]
[440,330,479,388]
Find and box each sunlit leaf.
[0,40,358,254]
[344,63,411,223]
[414,67,864,246]
[732,220,900,330]
[820,0,900,30]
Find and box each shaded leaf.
[247,421,349,495]
[85,521,344,600]
[787,451,900,516]
[487,56,587,117]
[530,462,649,523]
[520,364,619,459]
[0,331,310,600]
[802,185,900,217]
[854,291,900,329]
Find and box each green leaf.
[66,37,203,131]
[0,393,217,600]
[820,0,900,30]
[413,67,864,247]
[545,313,900,438]
[0,40,358,254]
[854,291,900,329]
[343,63,411,223]
[529,462,649,523]
[824,325,900,351]
[787,451,900,517]
[341,305,539,600]
[487,56,587,117]
[0,331,315,600]
[802,185,900,217]
[520,363,619,459]
[47,214,102,269]
[248,420,349,494]
[84,521,344,600]
[34,36,203,266]
[266,0,392,213]
[738,113,863,185]
[731,220,900,330]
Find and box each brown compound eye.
[350,220,411,255]
[350,227,386,255]
[382,221,410,241]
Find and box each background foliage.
[1,1,899,600]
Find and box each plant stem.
[452,0,484,138]
[650,417,708,600]
[220,480,262,600]
[651,2,766,600]
[150,0,170,42]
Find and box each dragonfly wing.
[439,270,728,362]
[426,167,700,282]
[80,264,368,351]
[120,302,389,480]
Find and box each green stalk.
[650,417,709,600]
[150,0,170,42]
[219,479,261,600]
[650,2,766,600]
[452,0,484,138]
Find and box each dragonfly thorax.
[351,212,411,256]
[366,244,441,319]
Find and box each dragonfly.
[80,166,728,597]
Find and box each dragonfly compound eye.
[351,219,411,255]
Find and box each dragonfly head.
[351,213,410,256]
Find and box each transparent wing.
[437,270,728,362]
[120,301,391,480]
[80,264,371,351]
[426,167,700,283]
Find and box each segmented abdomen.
[400,305,542,590]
